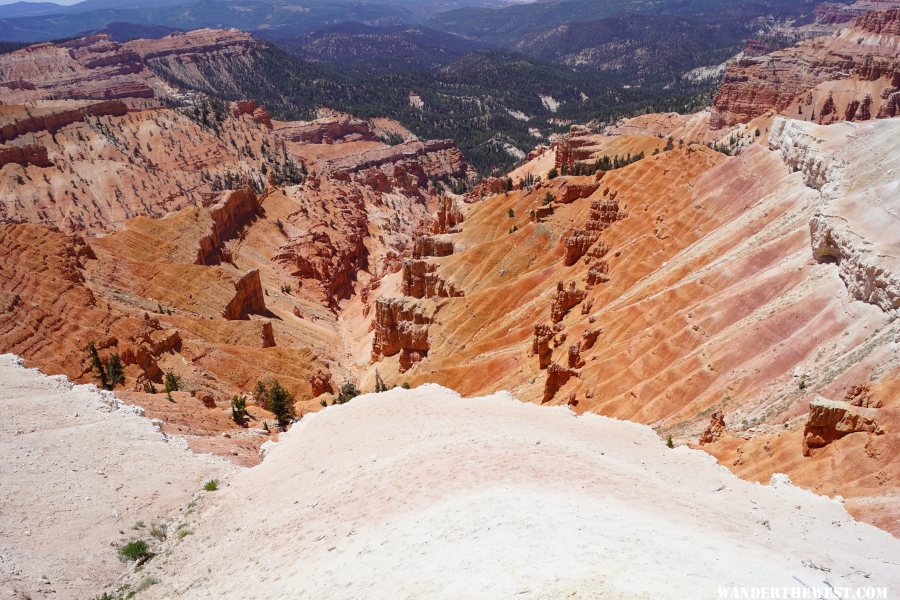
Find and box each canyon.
[1,4,899,598]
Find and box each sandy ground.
[0,355,229,600]
[138,385,900,600]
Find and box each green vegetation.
[163,370,181,394]
[231,395,247,425]
[666,435,675,448]
[374,371,388,393]
[119,540,150,562]
[203,479,219,492]
[86,342,125,390]
[255,380,296,428]
[569,152,646,176]
[336,382,360,405]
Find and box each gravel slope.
[137,384,900,599]
[0,355,228,600]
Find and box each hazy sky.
[0,0,82,5]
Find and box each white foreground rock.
[0,355,227,600]
[138,384,900,600]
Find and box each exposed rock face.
[699,411,727,445]
[711,8,900,127]
[274,115,376,144]
[0,144,51,168]
[222,269,266,320]
[550,281,586,323]
[803,396,883,456]
[567,344,585,369]
[0,223,171,384]
[0,101,127,143]
[199,187,261,265]
[0,100,283,234]
[769,117,900,312]
[307,370,334,396]
[434,195,464,234]
[532,324,555,369]
[276,191,369,305]
[0,36,157,106]
[231,100,273,129]
[327,139,470,193]
[562,194,624,266]
[581,328,601,351]
[542,362,578,403]
[401,260,462,299]
[0,29,263,109]
[372,297,432,372]
[413,235,454,258]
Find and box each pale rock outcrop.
[769,117,900,312]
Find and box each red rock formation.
[856,7,900,34]
[581,328,600,351]
[699,411,726,445]
[559,182,601,204]
[567,344,585,369]
[308,370,334,396]
[711,8,900,127]
[532,324,555,369]
[231,100,272,129]
[371,297,432,372]
[434,195,464,234]
[274,115,375,144]
[276,192,368,305]
[413,235,454,258]
[0,101,127,143]
[0,144,51,168]
[550,281,586,323]
[802,396,884,456]
[543,362,578,403]
[199,187,261,265]
[222,269,266,320]
[401,260,462,299]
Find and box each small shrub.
[401,382,410,390]
[104,353,125,389]
[336,382,360,405]
[542,192,553,206]
[149,524,166,541]
[203,480,218,492]
[374,371,388,393]
[256,380,295,429]
[164,370,181,393]
[798,379,806,390]
[87,342,108,390]
[142,381,157,394]
[230,395,247,425]
[275,218,284,232]
[547,167,558,179]
[666,435,674,449]
[119,540,150,562]
[507,208,515,218]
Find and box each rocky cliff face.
[769,117,900,312]
[711,7,900,127]
[371,297,434,372]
